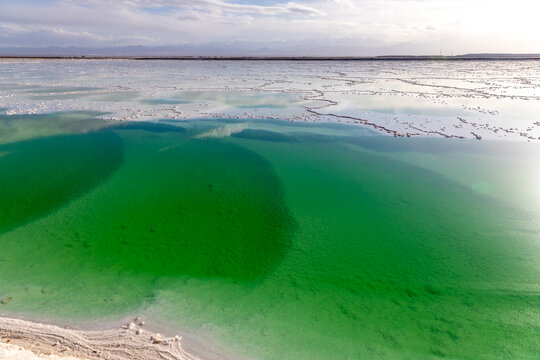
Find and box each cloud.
[0,0,539,54]
[0,23,153,47]
[67,0,326,16]
[285,2,326,16]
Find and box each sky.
[0,0,539,55]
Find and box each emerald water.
[0,112,539,360]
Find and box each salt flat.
[1,59,539,141]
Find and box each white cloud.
[285,2,326,15]
[65,0,325,16]
[0,22,155,47]
[0,0,539,54]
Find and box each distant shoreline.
[2,55,540,61]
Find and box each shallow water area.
[0,109,539,360]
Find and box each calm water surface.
[0,61,539,360]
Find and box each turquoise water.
[0,113,539,359]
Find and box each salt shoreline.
[0,316,200,360]
[2,59,540,142]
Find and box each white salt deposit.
[0,342,81,360]
[1,59,539,141]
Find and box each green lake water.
[0,113,539,360]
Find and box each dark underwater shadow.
[81,135,296,282]
[0,131,124,234]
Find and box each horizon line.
[2,54,540,61]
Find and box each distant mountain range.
[456,53,540,59]
[0,44,539,60]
